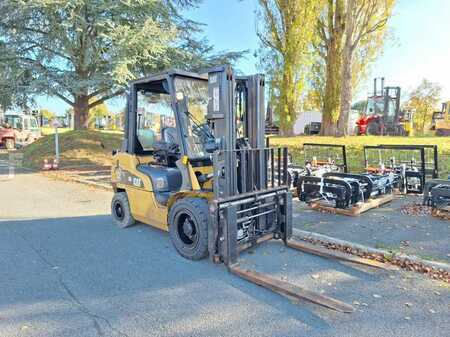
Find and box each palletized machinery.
[364,145,439,194]
[423,178,450,218]
[294,144,395,209]
[111,65,396,313]
[290,143,347,182]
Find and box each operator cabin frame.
[113,69,213,230]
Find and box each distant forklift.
[431,102,450,136]
[356,77,413,136]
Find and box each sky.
[38,0,450,115]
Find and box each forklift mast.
[369,78,401,121]
[205,65,291,266]
[206,66,269,199]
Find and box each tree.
[40,108,55,121]
[316,0,345,135]
[0,0,243,130]
[88,101,109,129]
[336,0,395,136]
[405,79,441,134]
[257,0,323,135]
[314,0,394,135]
[0,42,35,111]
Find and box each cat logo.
[132,177,142,187]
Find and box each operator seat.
[137,126,182,206]
[136,165,182,205]
[162,127,179,145]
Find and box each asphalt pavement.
[1,171,449,337]
[293,195,450,263]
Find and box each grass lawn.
[15,130,450,177]
[41,127,124,136]
[22,130,123,169]
[269,135,450,176]
[41,127,72,136]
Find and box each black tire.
[304,125,310,135]
[367,121,381,135]
[111,192,136,228]
[5,138,15,150]
[168,197,209,260]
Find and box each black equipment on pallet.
[289,143,348,189]
[303,143,348,173]
[297,172,396,209]
[423,179,450,211]
[295,144,404,209]
[363,144,439,194]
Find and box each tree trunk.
[320,0,344,136]
[337,0,355,137]
[321,112,337,136]
[337,52,352,136]
[279,62,295,136]
[74,95,89,130]
[321,44,342,136]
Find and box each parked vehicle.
[0,113,41,149]
[304,121,321,135]
[356,78,413,136]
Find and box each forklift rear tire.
[111,192,136,228]
[168,197,209,260]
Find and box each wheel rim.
[176,212,199,248]
[114,201,125,220]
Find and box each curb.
[68,177,112,191]
[292,228,450,277]
[40,170,112,191]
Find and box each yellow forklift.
[431,102,450,135]
[111,65,395,313]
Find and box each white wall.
[293,111,322,135]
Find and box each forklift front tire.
[111,192,136,229]
[168,198,209,260]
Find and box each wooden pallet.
[432,207,450,220]
[309,193,395,216]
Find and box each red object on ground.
[355,115,379,135]
[42,159,59,170]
